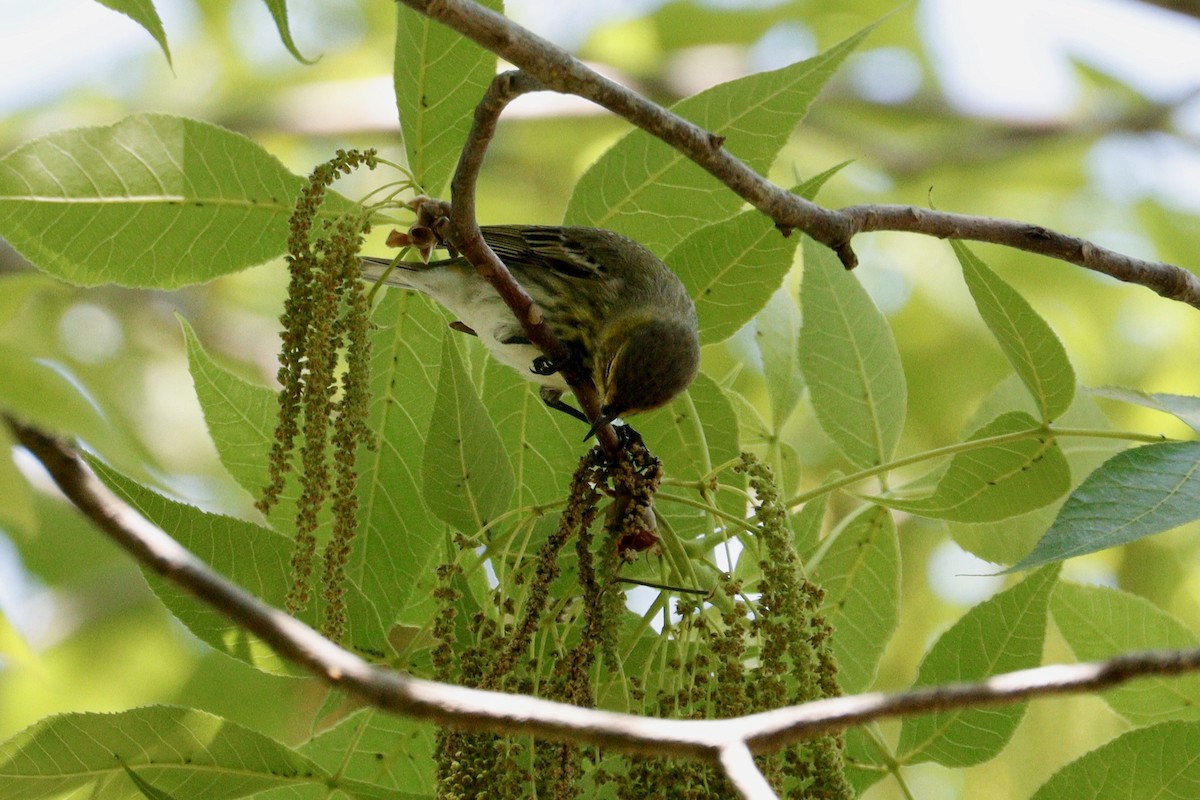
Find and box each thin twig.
[10,415,1200,765]
[395,0,1200,310]
[431,69,622,456]
[843,204,1200,307]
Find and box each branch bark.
[436,69,620,456]
[11,414,1200,799]
[396,0,1200,311]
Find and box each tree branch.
[396,0,1200,311]
[435,69,621,457]
[720,744,781,800]
[11,414,1200,795]
[843,205,1200,304]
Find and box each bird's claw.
[530,355,561,376]
[615,424,642,449]
[539,387,590,424]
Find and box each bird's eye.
[602,357,616,384]
[602,341,629,385]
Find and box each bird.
[361,225,700,438]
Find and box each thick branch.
[720,744,781,800]
[397,0,1200,311]
[11,414,1200,778]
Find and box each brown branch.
[735,648,1200,752]
[399,0,840,241]
[11,413,1200,797]
[396,0,1200,311]
[844,205,1200,306]
[434,70,621,457]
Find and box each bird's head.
[586,312,700,437]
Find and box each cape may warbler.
[361,225,700,436]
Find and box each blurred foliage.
[2,1,1200,799]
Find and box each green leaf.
[798,235,906,469]
[0,342,149,473]
[1091,386,1200,433]
[481,356,579,507]
[0,706,328,799]
[744,166,845,430]
[1012,441,1200,571]
[811,504,900,692]
[876,411,1070,522]
[182,315,300,524]
[0,113,347,288]
[91,458,391,669]
[564,27,870,253]
[897,565,1058,767]
[1052,582,1200,724]
[638,370,743,538]
[121,761,180,800]
[843,726,888,796]
[355,292,446,622]
[0,425,37,536]
[954,241,1075,421]
[260,0,317,63]
[422,336,514,534]
[300,708,436,797]
[753,291,801,430]
[0,273,72,341]
[793,491,829,561]
[394,0,502,194]
[671,205,800,345]
[795,161,853,202]
[949,380,1121,565]
[185,292,447,625]
[94,0,172,66]
[1030,721,1200,800]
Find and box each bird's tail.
[359,255,451,289]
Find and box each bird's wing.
[481,226,606,280]
[362,226,607,285]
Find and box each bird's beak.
[583,411,618,442]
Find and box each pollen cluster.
[259,148,377,640]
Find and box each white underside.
[397,268,571,393]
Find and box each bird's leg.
[538,387,589,424]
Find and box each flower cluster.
[259,148,377,639]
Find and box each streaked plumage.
[361,225,700,431]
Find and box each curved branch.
[437,70,621,456]
[397,0,1200,311]
[11,415,1200,773]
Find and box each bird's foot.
[538,387,589,424]
[530,355,562,376]
[614,423,642,449]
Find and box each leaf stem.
[784,425,1178,509]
